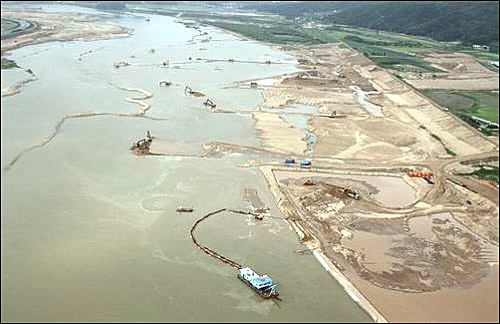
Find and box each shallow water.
[1,5,371,323]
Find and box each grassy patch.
[336,29,444,72]
[465,165,499,183]
[207,21,324,44]
[423,90,499,123]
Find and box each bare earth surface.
[1,7,129,55]
[251,44,499,322]
[398,52,499,90]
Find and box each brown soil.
[250,43,498,322]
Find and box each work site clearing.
[138,42,499,322]
[2,6,498,323]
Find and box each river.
[1,5,371,322]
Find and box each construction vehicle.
[344,188,360,200]
[303,178,314,186]
[423,176,434,184]
[130,131,153,154]
[203,98,216,109]
[253,207,270,220]
[300,159,312,168]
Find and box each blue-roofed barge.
[238,267,280,299]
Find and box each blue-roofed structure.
[250,276,273,289]
[238,267,275,291]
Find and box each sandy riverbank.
[1,7,130,55]
[252,112,307,155]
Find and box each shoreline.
[1,6,131,56]
[259,165,387,323]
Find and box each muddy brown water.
[1,4,371,323]
[275,171,417,208]
[340,212,499,322]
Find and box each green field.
[423,90,499,123]
[464,165,499,183]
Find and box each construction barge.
[190,208,280,300]
[238,267,280,299]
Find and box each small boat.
[238,267,279,299]
[176,206,193,212]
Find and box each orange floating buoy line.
[407,170,433,177]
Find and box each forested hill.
[244,1,499,50]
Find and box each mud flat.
[341,212,499,323]
[252,112,307,155]
[1,7,130,54]
[274,171,417,208]
[148,140,204,157]
[262,164,499,322]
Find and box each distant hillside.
[244,1,499,50]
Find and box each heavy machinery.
[344,188,360,200]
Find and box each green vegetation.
[1,17,37,40]
[339,34,442,72]
[445,148,457,157]
[207,21,324,45]
[423,90,499,123]
[1,57,18,69]
[245,1,499,51]
[465,165,499,183]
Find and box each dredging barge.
[190,208,280,300]
[238,267,280,299]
